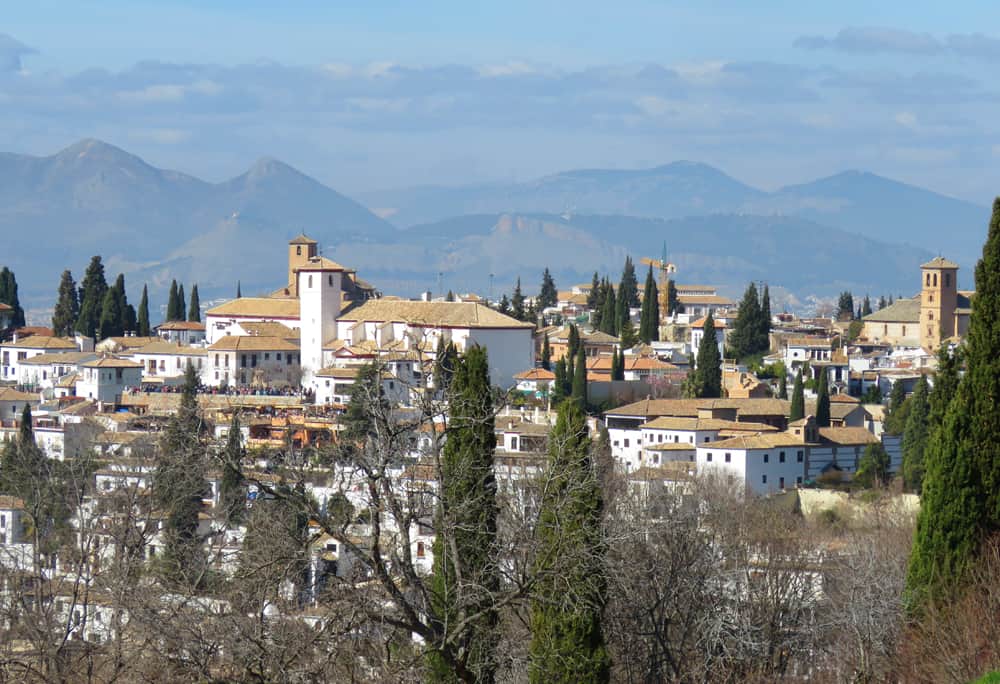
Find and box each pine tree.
[75,256,108,338]
[540,335,551,371]
[861,294,873,317]
[901,375,931,493]
[539,268,558,310]
[529,400,610,682]
[639,265,659,343]
[599,284,617,336]
[154,363,208,587]
[790,368,805,421]
[729,282,763,360]
[691,312,722,398]
[219,413,245,525]
[498,294,511,316]
[815,369,831,427]
[511,278,526,321]
[428,346,499,681]
[137,285,151,336]
[98,288,124,340]
[836,291,855,321]
[166,280,180,322]
[908,198,1000,604]
[586,272,600,311]
[778,372,788,400]
[571,345,587,407]
[177,284,187,322]
[188,284,201,322]
[51,270,79,337]
[0,267,26,329]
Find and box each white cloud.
[478,61,536,78]
[127,128,192,144]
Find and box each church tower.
[288,234,318,296]
[920,256,959,351]
[298,255,343,383]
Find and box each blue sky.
[3,1,1000,201]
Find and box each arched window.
[308,275,313,288]
[933,273,938,287]
[328,275,333,286]
[926,273,931,286]
[945,273,951,287]
[296,246,302,256]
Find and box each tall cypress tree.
[639,265,659,343]
[540,335,551,371]
[98,288,124,340]
[538,268,557,310]
[75,256,107,338]
[552,357,569,406]
[861,294,873,317]
[586,272,600,311]
[51,270,79,337]
[571,344,587,407]
[778,372,788,400]
[0,267,25,328]
[666,279,679,317]
[884,381,910,435]
[166,280,180,322]
[177,284,187,322]
[729,282,762,360]
[901,375,931,493]
[908,198,1000,604]
[236,281,242,298]
[428,346,499,681]
[188,284,201,322]
[759,284,772,353]
[529,400,610,682]
[815,369,831,427]
[512,278,526,321]
[599,284,617,336]
[619,256,639,308]
[690,312,722,399]
[154,363,208,587]
[219,413,245,525]
[790,368,805,421]
[137,284,151,336]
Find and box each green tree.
[166,280,181,322]
[861,294,873,317]
[778,372,788,400]
[552,357,569,406]
[586,272,601,311]
[666,278,680,316]
[815,370,831,427]
[837,291,855,321]
[540,334,551,371]
[98,287,124,339]
[153,363,208,587]
[218,413,246,526]
[790,369,805,421]
[908,198,1000,605]
[571,344,587,407]
[0,267,25,328]
[529,400,610,683]
[689,312,722,398]
[618,317,638,350]
[929,345,961,429]
[188,284,201,322]
[884,381,910,435]
[613,347,625,381]
[137,284,151,336]
[855,442,891,488]
[639,265,660,343]
[177,283,187,321]
[512,278,526,321]
[878,295,887,310]
[619,256,639,308]
[75,256,108,338]
[434,339,459,394]
[343,362,386,443]
[901,375,931,493]
[51,270,79,337]
[445,289,456,302]
[236,280,242,298]
[599,284,617,336]
[428,346,499,682]
[729,282,764,360]
[497,294,511,317]
[539,268,558,310]
[759,284,772,353]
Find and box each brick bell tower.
[920,256,959,351]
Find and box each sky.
[2,1,1000,202]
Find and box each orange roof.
[515,368,556,381]
[156,320,206,331]
[690,316,727,329]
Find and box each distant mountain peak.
[53,138,149,168]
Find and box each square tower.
[920,256,959,351]
[298,259,344,383]
[288,234,318,296]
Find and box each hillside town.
[0,225,980,679]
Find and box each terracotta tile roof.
[607,398,790,419]
[690,316,727,329]
[1,336,77,350]
[206,297,301,319]
[155,321,206,331]
[862,297,920,324]
[0,495,24,510]
[289,234,318,245]
[315,367,361,379]
[642,416,778,432]
[645,442,698,451]
[208,335,299,352]
[677,294,734,305]
[921,256,959,269]
[81,357,143,369]
[339,300,534,329]
[0,303,11,312]
[699,432,804,450]
[237,321,300,339]
[0,387,39,402]
[818,427,879,446]
[19,352,96,365]
[514,368,556,381]
[297,255,347,271]
[131,340,208,355]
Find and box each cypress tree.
[861,294,873,317]
[567,324,581,364]
[571,344,587,407]
[884,381,910,435]
[586,272,600,311]
[618,317,638,350]
[539,268,557,310]
[236,281,242,298]
[901,375,931,493]
[929,345,961,429]
[498,294,511,316]
[815,369,831,427]
[219,413,245,525]
[188,284,201,322]
[908,197,1000,603]
[51,270,79,337]
[512,278,526,321]
[166,280,180,322]
[98,287,123,340]
[599,284,617,336]
[878,295,887,310]
[0,267,25,328]
[428,346,499,681]
[540,335,551,371]
[666,278,679,316]
[137,285,151,336]
[529,400,610,682]
[75,256,108,338]
[790,368,805,421]
[729,282,762,360]
[177,284,187,322]
[759,284,772,353]
[154,363,208,587]
[778,372,788,400]
[619,256,639,308]
[639,265,659,343]
[692,312,722,398]
[610,349,621,382]
[613,347,625,381]
[445,290,456,302]
[552,357,568,406]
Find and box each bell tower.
[288,234,318,296]
[920,256,959,351]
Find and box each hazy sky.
[3,1,1000,202]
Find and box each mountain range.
[0,140,989,320]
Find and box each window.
[277,353,282,361]
[902,325,907,336]
[762,474,767,484]
[215,354,219,366]
[296,246,302,256]
[779,452,785,463]
[797,451,804,463]
[326,542,337,552]
[328,274,334,286]
[704,436,710,442]
[706,453,712,462]
[926,273,931,286]
[796,476,803,485]
[933,273,938,287]
[928,311,934,321]
[929,294,934,303]
[724,453,731,463]
[763,454,769,463]
[264,353,270,361]
[416,541,426,558]
[308,275,313,288]
[624,439,630,448]
[779,477,785,489]
[945,273,951,287]
[0,514,5,527]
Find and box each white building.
[16,351,97,390]
[205,336,301,388]
[76,358,143,403]
[155,320,207,345]
[1,336,79,381]
[126,339,208,382]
